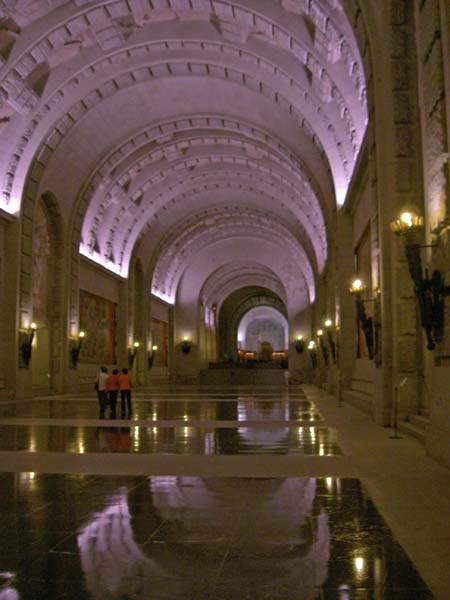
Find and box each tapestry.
[79,290,116,364]
[151,318,168,367]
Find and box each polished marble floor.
[0,474,431,600]
[0,384,444,599]
[6,397,321,422]
[0,424,339,455]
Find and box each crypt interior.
[0,0,449,598]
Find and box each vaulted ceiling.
[0,0,367,312]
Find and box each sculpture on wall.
[391,212,450,350]
[349,280,374,360]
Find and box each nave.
[0,384,449,600]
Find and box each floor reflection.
[0,475,431,599]
[10,398,319,422]
[78,478,328,599]
[0,425,340,455]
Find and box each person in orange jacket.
[105,368,120,419]
[118,367,133,418]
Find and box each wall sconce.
[308,340,318,369]
[349,279,374,360]
[181,336,192,354]
[324,319,336,364]
[70,331,85,369]
[294,335,305,354]
[317,329,329,366]
[19,322,37,367]
[390,211,450,350]
[148,345,158,369]
[128,341,139,368]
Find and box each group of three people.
[96,367,133,419]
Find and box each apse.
[237,306,289,351]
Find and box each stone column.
[415,0,450,466]
[0,214,19,401]
[336,211,356,394]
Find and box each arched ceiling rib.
[200,262,287,310]
[80,124,328,277]
[149,205,315,304]
[177,237,310,314]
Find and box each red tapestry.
[79,290,116,364]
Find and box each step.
[409,414,430,430]
[341,389,373,416]
[398,421,427,443]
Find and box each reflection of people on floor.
[95,427,131,452]
[106,368,120,419]
[117,427,131,452]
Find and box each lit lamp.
[349,278,374,360]
[324,319,336,364]
[19,322,37,367]
[316,329,329,366]
[70,330,85,369]
[148,344,158,369]
[294,335,305,354]
[181,336,192,354]
[128,341,139,368]
[390,211,424,235]
[390,211,450,350]
[307,340,318,369]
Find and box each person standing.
[96,366,109,419]
[106,368,120,419]
[118,368,133,418]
